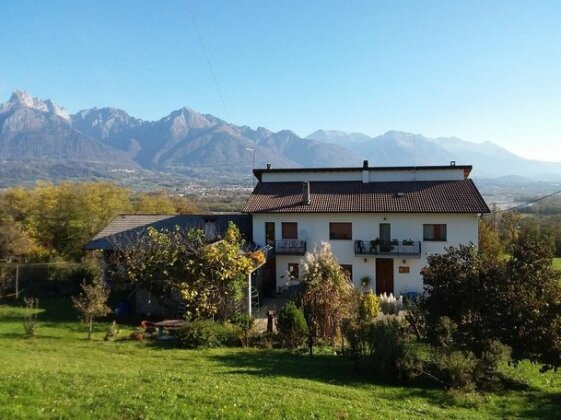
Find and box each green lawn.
[554,258,561,283]
[1,300,561,419]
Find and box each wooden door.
[376,258,394,294]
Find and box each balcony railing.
[354,240,421,257]
[275,239,307,256]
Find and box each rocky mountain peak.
[1,89,70,121]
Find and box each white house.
[243,161,489,296]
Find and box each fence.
[0,262,81,300]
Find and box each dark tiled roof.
[242,180,489,214]
[84,214,252,250]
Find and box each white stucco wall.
[252,212,479,295]
[261,171,360,183]
[260,167,465,183]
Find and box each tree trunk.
[88,316,93,339]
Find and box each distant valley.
[1,90,561,197]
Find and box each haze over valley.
[1,90,559,207]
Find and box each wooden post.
[247,273,252,317]
[15,264,19,299]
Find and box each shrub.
[421,238,561,371]
[343,316,407,375]
[398,338,512,391]
[430,316,457,349]
[300,242,353,343]
[435,350,478,391]
[475,340,512,389]
[277,302,308,349]
[104,321,120,341]
[357,291,380,323]
[359,275,372,290]
[177,320,237,349]
[233,312,254,348]
[368,317,407,375]
[342,320,367,365]
[379,293,403,315]
[22,297,39,337]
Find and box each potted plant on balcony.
[391,239,399,245]
[367,238,378,253]
[402,239,417,254]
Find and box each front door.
[375,258,394,294]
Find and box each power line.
[185,1,230,121]
[494,189,561,213]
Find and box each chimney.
[266,163,272,170]
[302,181,311,205]
[362,160,369,183]
[450,161,456,166]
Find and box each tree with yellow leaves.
[108,222,258,320]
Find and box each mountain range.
[306,130,561,179]
[1,90,560,187]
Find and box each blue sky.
[1,0,560,161]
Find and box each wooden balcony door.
[375,258,394,295]
[379,223,391,252]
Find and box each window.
[329,222,352,240]
[340,264,353,281]
[265,222,275,245]
[282,222,298,239]
[288,263,299,279]
[423,224,447,241]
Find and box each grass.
[1,300,561,419]
[554,258,561,283]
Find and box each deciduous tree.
[108,223,260,320]
[420,232,561,371]
[72,279,111,339]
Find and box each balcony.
[354,240,421,258]
[275,239,307,256]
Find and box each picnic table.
[142,319,186,339]
[154,319,186,334]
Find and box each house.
[84,213,254,317]
[85,160,489,315]
[243,160,489,297]
[84,213,252,252]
